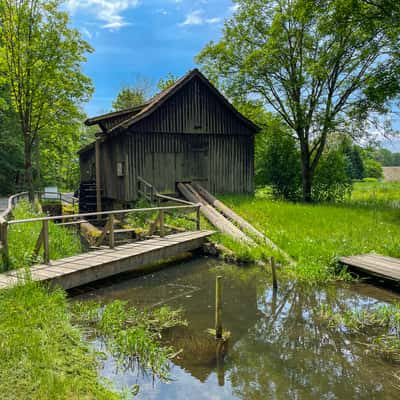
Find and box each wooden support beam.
[0,221,9,270]
[196,206,201,230]
[159,210,165,237]
[95,138,102,215]
[43,220,50,265]
[109,214,115,249]
[33,227,44,257]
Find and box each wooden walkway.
[0,230,213,290]
[340,254,400,282]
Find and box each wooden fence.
[0,203,201,271]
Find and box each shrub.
[255,129,302,200]
[363,158,384,179]
[312,150,353,202]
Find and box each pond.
[73,257,400,399]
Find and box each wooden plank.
[340,254,400,281]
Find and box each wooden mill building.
[79,69,259,208]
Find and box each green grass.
[0,282,121,400]
[351,181,400,206]
[217,181,400,283]
[3,201,81,271]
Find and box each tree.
[0,0,93,199]
[112,87,146,111]
[197,0,400,201]
[112,77,152,111]
[157,72,178,92]
[0,87,24,194]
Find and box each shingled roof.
[84,69,260,134]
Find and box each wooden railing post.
[109,214,115,249]
[159,210,165,237]
[1,220,9,270]
[43,220,50,264]
[196,205,201,230]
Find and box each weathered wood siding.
[133,77,254,135]
[80,75,256,202]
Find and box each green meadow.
[218,181,400,283]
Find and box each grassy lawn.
[219,181,400,283]
[0,282,121,400]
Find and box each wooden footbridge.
[0,200,213,290]
[340,254,400,283]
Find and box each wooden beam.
[95,138,102,215]
[0,221,9,270]
[43,220,50,265]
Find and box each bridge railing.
[0,203,201,270]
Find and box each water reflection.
[74,257,400,399]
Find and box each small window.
[117,162,125,177]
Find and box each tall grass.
[71,300,187,381]
[3,201,81,271]
[218,181,400,283]
[0,282,121,400]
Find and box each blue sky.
[65,0,237,117]
[65,0,399,150]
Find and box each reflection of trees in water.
[227,282,399,399]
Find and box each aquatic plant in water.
[71,300,187,381]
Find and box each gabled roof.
[85,103,149,128]
[85,68,260,134]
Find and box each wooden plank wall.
[80,76,255,202]
[133,77,254,136]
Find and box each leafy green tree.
[157,72,178,92]
[0,87,24,194]
[112,87,146,111]
[197,0,400,202]
[0,0,93,199]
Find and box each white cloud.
[81,27,93,39]
[66,0,139,30]
[180,10,221,26]
[205,17,221,24]
[229,4,240,13]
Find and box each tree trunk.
[299,141,313,203]
[24,132,34,201]
[302,167,312,203]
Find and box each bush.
[255,129,302,200]
[363,158,383,179]
[312,150,353,202]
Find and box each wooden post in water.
[0,220,9,270]
[109,214,115,249]
[215,275,223,339]
[159,210,165,237]
[271,256,278,290]
[95,138,102,216]
[43,220,50,265]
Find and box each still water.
[74,257,400,400]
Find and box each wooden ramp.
[0,230,214,291]
[340,254,400,282]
